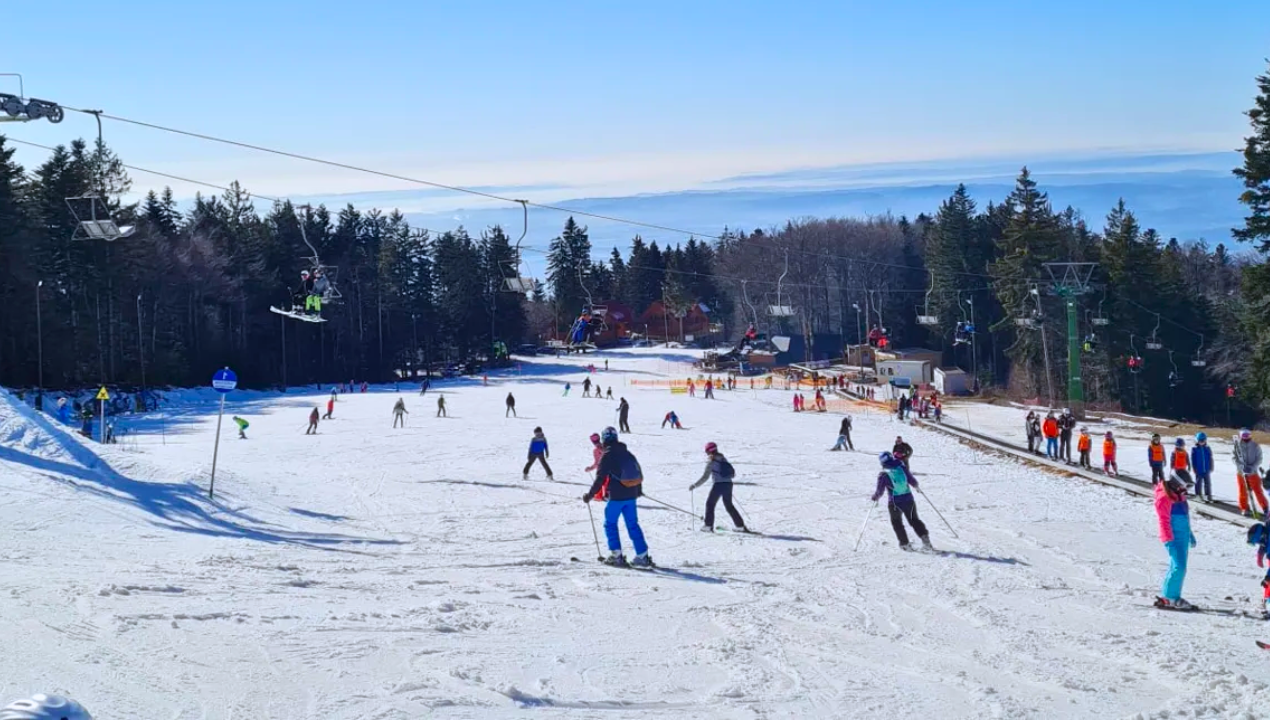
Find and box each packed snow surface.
[1,350,1268,719]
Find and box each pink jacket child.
[1153,474,1195,608]
[585,433,604,472]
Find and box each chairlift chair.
[66,195,134,242]
[916,274,939,326]
[1144,314,1163,351]
[503,201,537,294]
[1191,335,1208,368]
[1091,291,1109,326]
[769,250,797,318]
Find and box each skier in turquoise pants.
[1154,468,1196,610]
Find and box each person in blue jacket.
[583,427,653,567]
[871,451,932,551]
[523,427,553,480]
[1191,431,1214,503]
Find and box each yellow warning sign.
[96,386,110,401]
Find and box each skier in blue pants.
[1154,469,1196,610]
[583,426,653,567]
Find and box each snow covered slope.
[1,354,1268,719]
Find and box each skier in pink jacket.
[1153,469,1196,610]
[584,433,604,472]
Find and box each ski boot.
[699,524,714,533]
[630,553,654,568]
[920,535,934,552]
[734,525,751,534]
[602,552,627,567]
[899,541,913,551]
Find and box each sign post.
[96,386,109,443]
[209,367,238,499]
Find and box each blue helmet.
[1195,431,1207,442]
[600,426,619,446]
[878,451,895,467]
[1175,437,1186,447]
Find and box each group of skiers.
[792,390,827,412]
[571,377,615,399]
[896,391,941,422]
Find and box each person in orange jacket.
[1148,434,1166,484]
[1076,427,1093,469]
[1103,431,1118,476]
[1042,412,1060,460]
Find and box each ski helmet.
[1248,524,1266,547]
[1105,431,1114,438]
[1151,433,1160,441]
[600,426,618,446]
[1175,437,1186,447]
[0,695,92,720]
[1195,432,1207,442]
[589,433,600,444]
[1241,428,1253,440]
[301,270,310,278]
[878,451,895,466]
[705,442,718,454]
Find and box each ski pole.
[586,502,603,561]
[690,487,696,529]
[918,487,959,539]
[853,501,876,551]
[643,493,696,518]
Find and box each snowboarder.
[523,427,553,480]
[506,392,517,418]
[1148,434,1166,484]
[583,377,592,397]
[618,397,631,433]
[563,382,571,397]
[233,416,249,439]
[1076,427,1092,469]
[1154,468,1196,610]
[892,436,913,470]
[583,427,652,567]
[306,407,319,435]
[1025,411,1039,454]
[1191,432,1214,503]
[661,411,683,430]
[584,432,604,474]
[690,442,747,532]
[323,395,335,420]
[1058,408,1076,462]
[871,451,931,550]
[436,395,446,418]
[1042,412,1059,460]
[831,416,854,451]
[392,398,408,428]
[1103,431,1118,476]
[1234,428,1266,517]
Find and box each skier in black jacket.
[583,427,652,567]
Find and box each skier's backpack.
[614,450,644,488]
[717,457,736,480]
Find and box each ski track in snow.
[1,356,1268,718]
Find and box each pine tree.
[1235,61,1270,250]
[546,218,592,324]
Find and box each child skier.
[392,398,408,428]
[1076,427,1092,469]
[1170,438,1192,483]
[831,416,854,451]
[306,407,319,435]
[661,411,683,429]
[436,395,446,418]
[690,442,747,532]
[583,427,652,567]
[233,416,249,440]
[1154,468,1196,610]
[1103,431,1118,476]
[1248,520,1270,618]
[1191,432,1214,503]
[582,377,592,397]
[1042,412,1059,460]
[563,382,571,397]
[1148,434,1166,484]
[1234,429,1266,518]
[506,392,517,418]
[584,433,604,474]
[871,451,932,551]
[523,427,553,480]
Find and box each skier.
[892,435,913,470]
[1153,468,1196,610]
[1191,432,1214,503]
[1058,408,1075,462]
[323,395,335,420]
[688,380,696,398]
[563,382,571,397]
[584,432,604,473]
[1234,428,1266,517]
[583,427,652,567]
[583,377,592,397]
[1170,438,1192,482]
[594,386,604,400]
[505,392,516,418]
[661,411,683,429]
[436,395,446,418]
[1042,412,1059,460]
[1103,431,1119,476]
[871,451,932,551]
[306,407,320,435]
[618,397,631,433]
[523,427,553,480]
[690,442,747,532]
[1248,520,1270,617]
[605,359,609,371]
[1025,411,1039,454]
[1076,427,1092,469]
[606,387,614,400]
[233,415,249,440]
[704,379,714,399]
[831,415,854,451]
[392,398,408,428]
[1148,434,1166,484]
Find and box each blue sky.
[4,0,1269,204]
